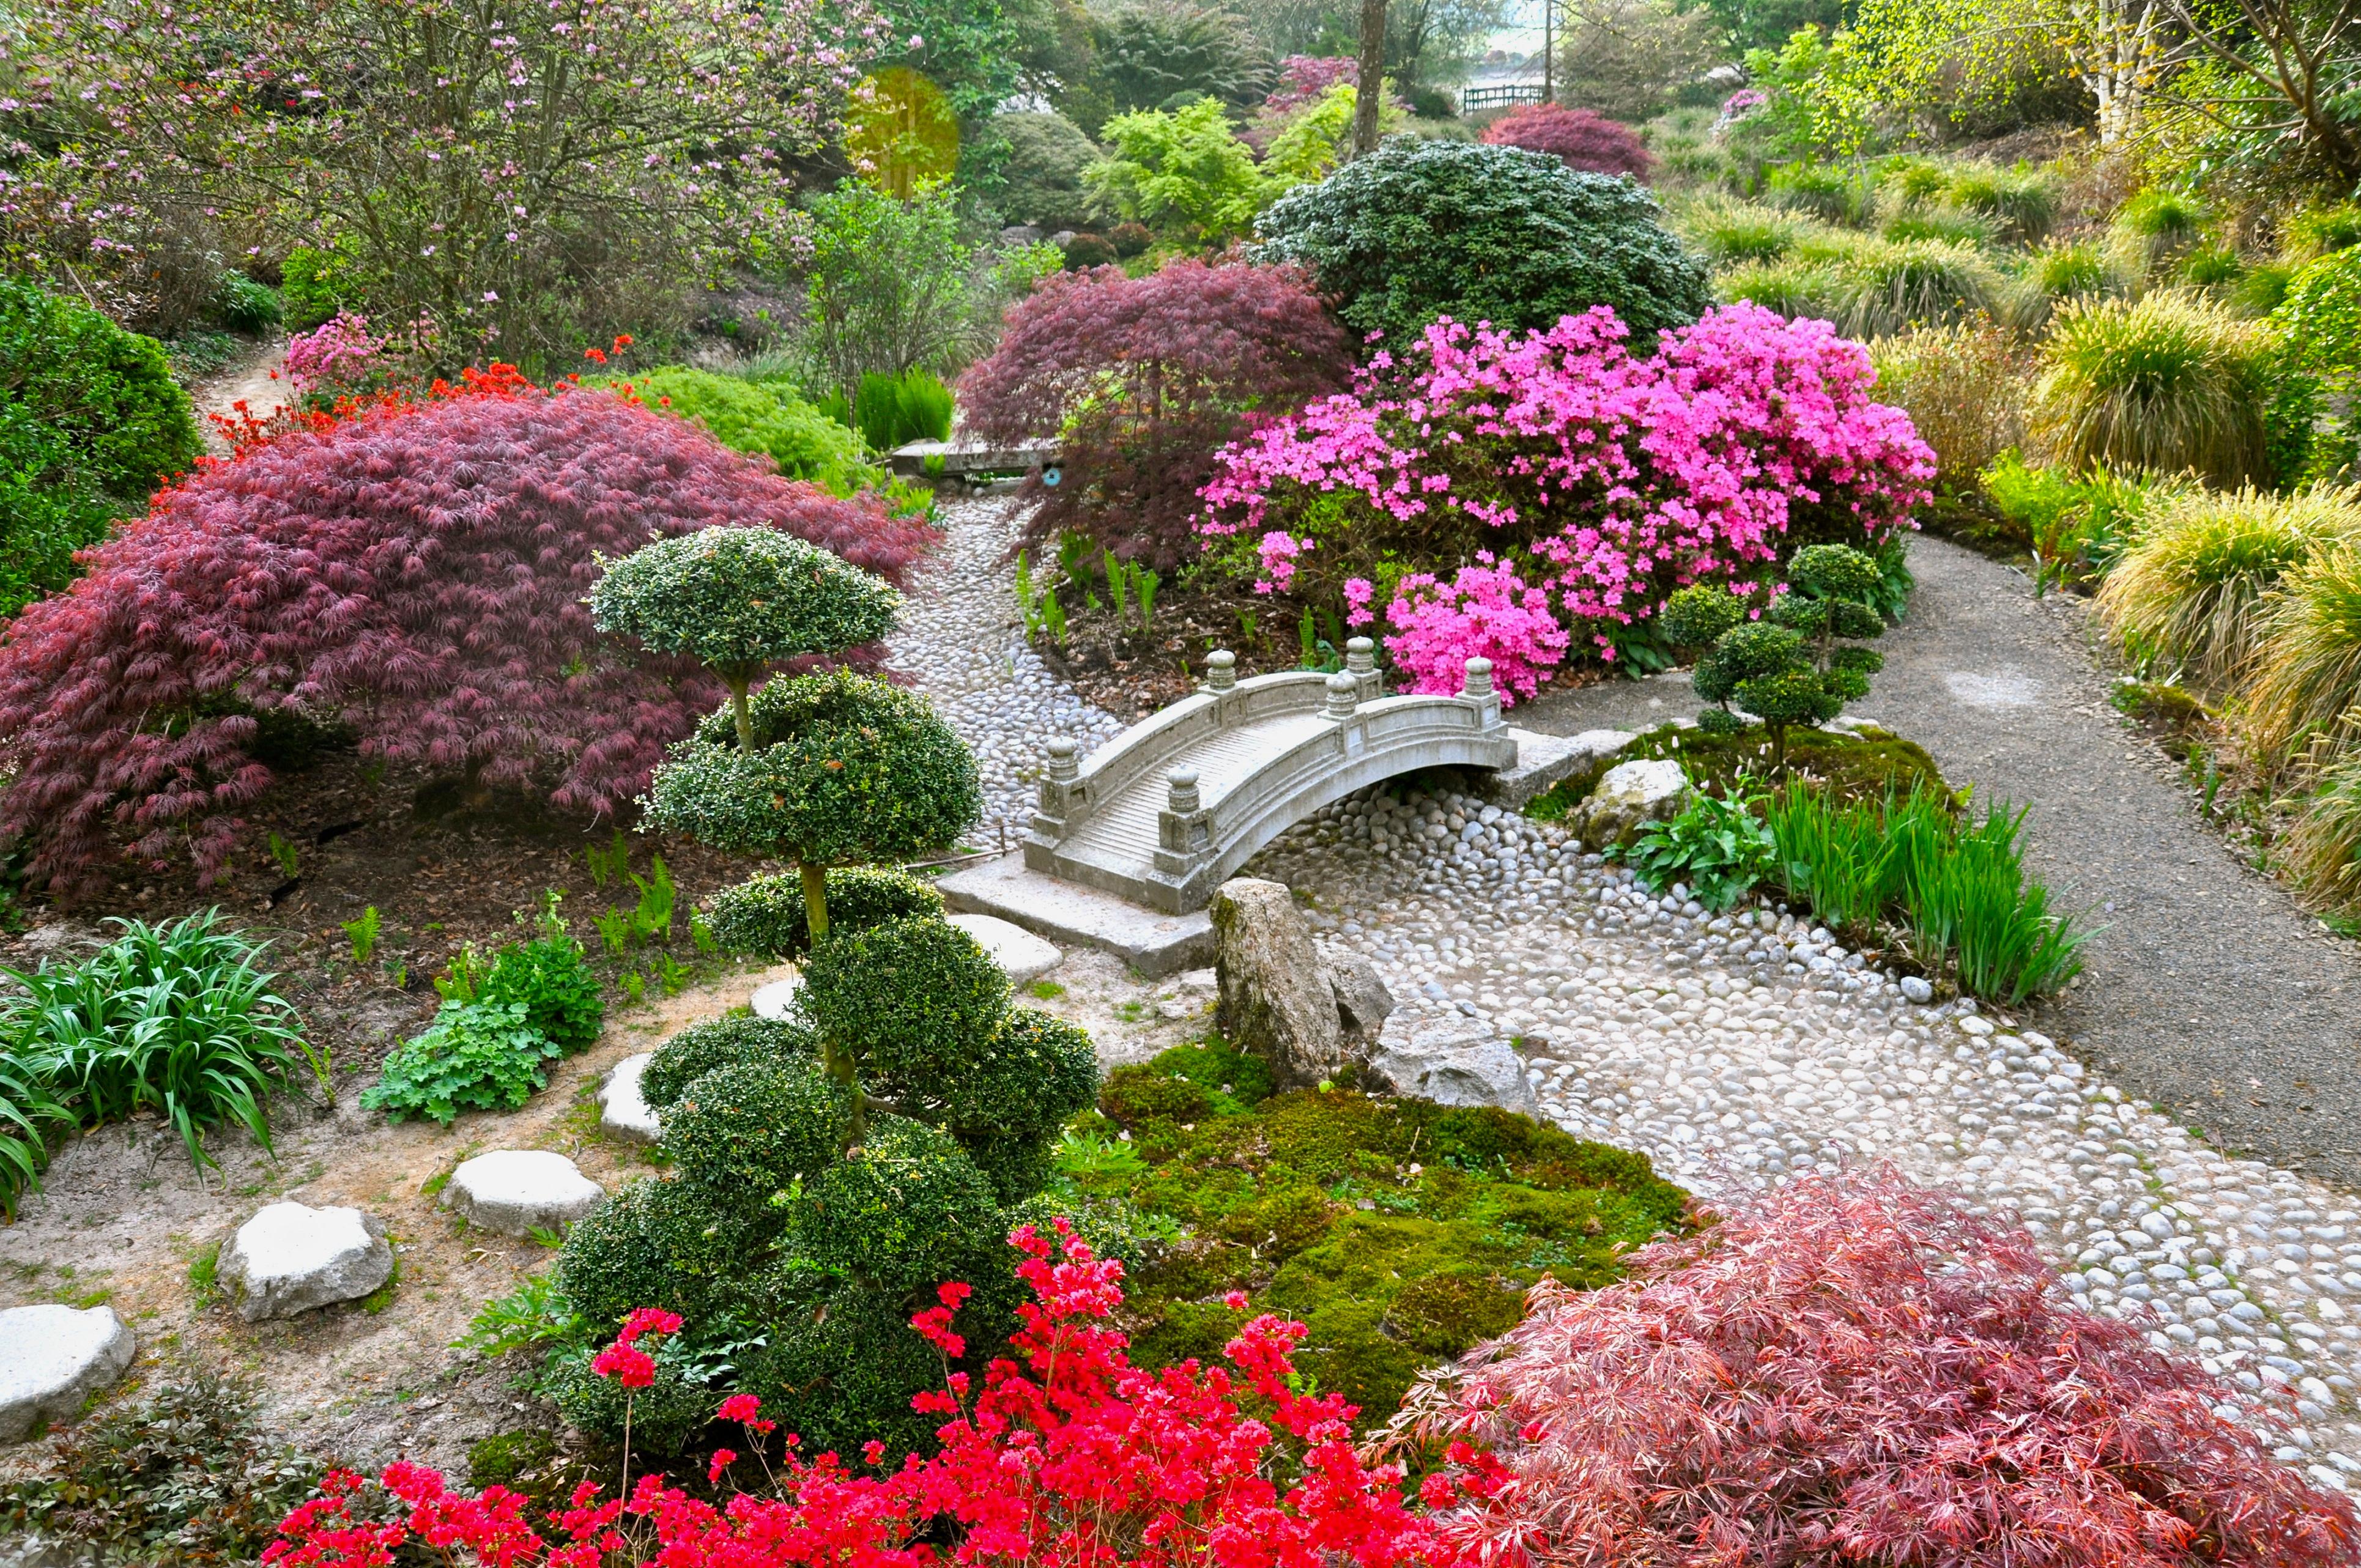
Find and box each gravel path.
[891,499,2361,1494]
[1516,533,2361,1193]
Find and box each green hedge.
[702,867,944,960]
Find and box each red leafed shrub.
[1391,1168,2359,1568]
[0,387,935,895]
[958,261,1352,570]
[1479,105,1654,183]
[264,1222,1461,1568]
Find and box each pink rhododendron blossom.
[283,312,381,397]
[1343,577,1376,627]
[1384,561,1571,704]
[1199,303,1933,661]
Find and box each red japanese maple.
[1478,106,1653,183]
[0,382,934,893]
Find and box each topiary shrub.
[2031,290,2286,488]
[611,368,901,501]
[0,388,934,894]
[1393,1167,2359,1562]
[1690,543,1886,769]
[555,1175,747,1330]
[659,1054,851,1218]
[1256,138,1710,347]
[640,1014,815,1112]
[702,865,943,960]
[1062,232,1119,270]
[958,260,1351,569]
[1478,103,1653,181]
[641,668,980,940]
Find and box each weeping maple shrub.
[1387,1167,2358,1568]
[957,261,1352,570]
[0,385,936,895]
[1478,104,1654,182]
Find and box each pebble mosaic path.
[892,495,2361,1494]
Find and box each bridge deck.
[1061,713,1333,873]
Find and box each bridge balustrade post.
[1323,670,1360,719]
[1032,735,1082,834]
[1345,636,1383,701]
[1157,764,1212,870]
[1204,649,1236,693]
[1459,656,1505,731]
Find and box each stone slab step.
[936,851,1212,978]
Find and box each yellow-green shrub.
[1870,324,2026,494]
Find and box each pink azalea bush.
[1199,303,1933,698]
[1388,1168,2360,1567]
[1382,561,1573,703]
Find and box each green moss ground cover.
[1526,723,1952,822]
[1066,1041,1691,1429]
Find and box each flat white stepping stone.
[947,913,1063,983]
[599,1053,661,1142]
[442,1151,604,1238]
[751,975,802,1020]
[220,1202,393,1322]
[0,1304,135,1443]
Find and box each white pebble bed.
[891,496,2361,1492]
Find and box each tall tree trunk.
[1352,0,1388,158]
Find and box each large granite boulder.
[1368,1014,1541,1117]
[0,1304,135,1443]
[1568,758,1689,849]
[221,1202,393,1322]
[1211,878,1343,1089]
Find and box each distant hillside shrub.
[612,368,895,501]
[1479,103,1654,181]
[0,388,933,895]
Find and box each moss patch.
[1526,722,1952,821]
[1069,1043,1689,1431]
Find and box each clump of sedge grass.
[2029,290,2277,487]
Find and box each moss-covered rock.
[1070,1041,1689,1431]
[1526,722,1951,821]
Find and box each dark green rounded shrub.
[641,1014,816,1111]
[212,274,284,333]
[0,409,118,619]
[546,1334,714,1453]
[997,110,1100,231]
[703,866,943,960]
[554,1176,746,1332]
[0,279,202,498]
[792,1115,1002,1293]
[661,1056,849,1214]
[1256,138,1710,347]
[478,934,604,1056]
[799,915,1010,1087]
[643,670,982,868]
[728,1265,966,1457]
[897,1007,1099,1201]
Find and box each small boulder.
[220,1202,393,1322]
[1569,758,1689,848]
[0,1305,135,1443]
[750,974,803,1021]
[443,1151,604,1238]
[599,1054,661,1143]
[1211,878,1342,1089]
[946,913,1063,984]
[1900,975,1934,1004]
[1368,1015,1541,1117]
[1325,953,1396,1048]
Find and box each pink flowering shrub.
[1267,56,1361,113]
[1391,1168,2360,1567]
[1382,562,1572,703]
[282,312,380,399]
[0,386,935,895]
[1199,303,1933,692]
[265,1222,1463,1568]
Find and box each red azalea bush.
[265,1222,1462,1568]
[958,261,1352,570]
[0,385,935,895]
[1478,105,1655,183]
[1198,303,1933,701]
[1388,1169,2360,1567]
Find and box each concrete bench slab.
[442,1151,604,1238]
[946,913,1063,983]
[599,1053,661,1143]
[0,1304,135,1443]
[221,1202,393,1322]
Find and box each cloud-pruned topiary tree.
[1690,543,1886,769]
[550,913,1100,1454]
[640,668,981,942]
[591,525,903,752]
[1255,137,1710,348]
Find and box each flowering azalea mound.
[1384,1169,2360,1567]
[0,371,933,894]
[264,1222,1471,1568]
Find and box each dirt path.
[188,336,290,453]
[1516,533,2361,1192]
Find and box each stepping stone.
[220,1202,393,1322]
[0,1304,135,1443]
[750,975,802,1020]
[599,1054,660,1143]
[947,913,1063,983]
[442,1151,603,1238]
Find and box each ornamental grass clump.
[2031,292,2282,487]
[1833,239,2006,339]
[1199,303,1932,692]
[1673,196,1803,266]
[0,386,934,896]
[1869,323,2026,495]
[2241,516,2361,771]
[1388,1167,2358,1566]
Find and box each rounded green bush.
[1255,138,1710,346]
[643,669,982,866]
[892,1007,1099,1201]
[642,1014,817,1111]
[998,110,1101,231]
[615,368,892,498]
[662,1055,850,1213]
[799,914,1010,1087]
[0,281,201,500]
[554,1175,746,1332]
[478,934,604,1056]
[728,1265,968,1457]
[212,274,284,333]
[792,1114,1002,1293]
[2277,246,2361,393]
[703,866,944,960]
[590,525,902,689]
[546,1334,714,1454]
